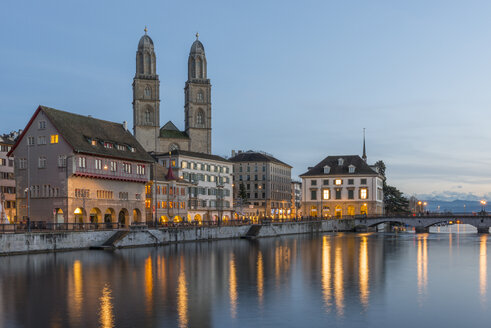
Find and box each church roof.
[159,121,189,139]
[9,105,155,163]
[300,155,379,177]
[138,34,154,50]
[190,40,205,55]
[229,151,292,168]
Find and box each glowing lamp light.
[74,208,82,214]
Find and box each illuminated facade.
[300,155,384,218]
[229,150,292,219]
[0,132,18,222]
[9,106,154,224]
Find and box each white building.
[300,155,384,218]
[152,150,233,222]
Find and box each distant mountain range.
[416,199,486,214]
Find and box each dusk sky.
[2,0,491,200]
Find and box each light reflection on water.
[0,232,490,327]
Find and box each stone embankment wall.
[0,220,353,255]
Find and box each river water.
[0,231,490,327]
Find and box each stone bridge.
[353,215,491,233]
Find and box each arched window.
[195,58,201,78]
[145,110,151,124]
[144,86,151,98]
[197,91,203,102]
[196,110,204,125]
[145,56,151,74]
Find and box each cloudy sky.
[1,0,491,199]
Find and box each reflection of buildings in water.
[334,244,345,316]
[321,236,332,311]
[177,256,189,328]
[99,284,114,328]
[229,252,238,319]
[417,235,428,299]
[257,251,264,307]
[68,260,83,327]
[145,256,154,312]
[480,234,487,303]
[274,241,292,289]
[359,236,369,309]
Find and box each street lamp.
[481,200,487,214]
[418,201,422,214]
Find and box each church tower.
[133,28,160,152]
[185,33,212,154]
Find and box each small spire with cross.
[196,32,199,40]
[144,26,148,34]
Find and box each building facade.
[145,163,191,224]
[0,132,19,222]
[133,30,212,155]
[300,155,384,218]
[291,180,302,218]
[229,151,292,219]
[9,106,154,224]
[152,150,233,222]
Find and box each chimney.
[123,121,128,131]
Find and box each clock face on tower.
[169,143,180,151]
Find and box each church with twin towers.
[133,29,212,154]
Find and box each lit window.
[323,189,330,200]
[91,140,97,146]
[78,157,86,168]
[360,188,368,199]
[137,164,145,175]
[95,159,102,170]
[335,179,342,185]
[110,161,117,172]
[50,134,58,144]
[182,161,188,169]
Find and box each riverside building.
[229,150,292,219]
[300,155,384,218]
[152,150,233,222]
[0,132,19,222]
[8,106,154,224]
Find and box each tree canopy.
[374,160,409,215]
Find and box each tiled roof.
[159,121,189,139]
[229,151,291,168]
[41,106,155,162]
[300,155,378,177]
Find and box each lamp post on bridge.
[480,200,487,214]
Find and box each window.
[335,189,342,199]
[75,189,90,198]
[95,159,102,170]
[311,180,317,186]
[311,190,317,200]
[182,161,188,169]
[110,161,117,172]
[196,110,204,125]
[27,136,35,146]
[37,136,47,145]
[360,188,368,199]
[38,156,47,168]
[117,144,125,151]
[104,142,113,149]
[123,163,132,174]
[335,179,342,185]
[144,86,151,98]
[323,165,330,174]
[348,189,354,199]
[323,179,329,185]
[361,179,367,185]
[119,192,128,200]
[18,158,27,169]
[78,157,86,168]
[91,139,97,146]
[348,165,355,173]
[338,158,344,166]
[322,189,330,200]
[58,155,67,168]
[50,134,59,144]
[137,164,145,175]
[38,121,46,129]
[197,91,203,102]
[348,179,354,185]
[145,110,151,124]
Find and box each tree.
[374,160,409,215]
[238,183,248,203]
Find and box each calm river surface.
[0,231,490,327]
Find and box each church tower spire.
[362,128,367,162]
[184,33,212,154]
[133,28,160,152]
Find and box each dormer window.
[130,147,136,153]
[91,140,97,146]
[338,158,344,166]
[323,165,330,174]
[348,165,356,173]
[117,144,126,151]
[104,142,113,149]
